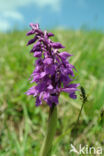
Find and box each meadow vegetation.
[0,29,104,156]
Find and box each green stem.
[40,104,57,156]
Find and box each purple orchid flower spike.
[25,23,80,156]
[26,23,79,107]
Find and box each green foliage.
[40,106,57,156]
[0,30,104,156]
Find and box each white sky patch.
[0,20,11,31]
[0,0,62,31]
[3,11,24,21]
[0,0,62,12]
[34,0,62,11]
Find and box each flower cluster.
[26,23,79,107]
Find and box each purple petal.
[35,29,44,35]
[69,93,77,99]
[26,30,35,36]
[59,52,72,59]
[41,91,50,101]
[51,95,58,104]
[27,36,38,45]
[61,74,72,87]
[60,88,78,94]
[40,72,47,78]
[47,32,54,37]
[45,64,55,75]
[47,84,53,90]
[34,51,42,57]
[33,42,41,48]
[35,82,46,93]
[51,42,65,49]
[36,96,42,106]
[43,58,53,65]
[35,58,43,65]
[26,87,38,97]
[47,95,58,107]
[68,84,80,88]
[31,74,40,83]
[31,42,41,52]
[29,23,39,29]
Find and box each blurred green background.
[0,29,104,156]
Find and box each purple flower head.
[26,23,79,107]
